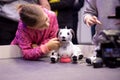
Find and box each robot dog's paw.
[86,58,92,64]
[51,57,57,63]
[72,56,78,64]
[86,57,103,68]
[79,55,83,60]
[86,56,97,65]
[50,51,58,63]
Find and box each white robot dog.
[50,27,83,63]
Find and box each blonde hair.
[18,4,45,27]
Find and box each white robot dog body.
[50,28,83,63]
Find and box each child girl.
[11,4,60,60]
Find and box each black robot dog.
[86,30,120,68]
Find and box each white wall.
[0,45,22,59]
[77,2,92,44]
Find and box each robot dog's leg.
[86,54,103,68]
[72,53,83,63]
[86,54,97,65]
[78,52,84,60]
[72,46,84,63]
[86,46,99,64]
[50,51,59,63]
[72,55,78,63]
[86,47,103,68]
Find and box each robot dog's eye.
[59,32,62,35]
[67,32,70,35]
[52,52,54,55]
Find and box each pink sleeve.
[41,11,59,44]
[12,11,59,60]
[13,22,45,60]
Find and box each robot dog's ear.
[57,29,60,37]
[70,29,75,38]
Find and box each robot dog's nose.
[62,36,65,39]
[61,36,66,41]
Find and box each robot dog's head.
[57,27,74,43]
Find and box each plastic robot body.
[86,30,120,68]
[50,27,83,63]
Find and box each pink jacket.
[11,8,59,60]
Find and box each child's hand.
[32,44,38,48]
[46,38,60,51]
[85,15,102,27]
